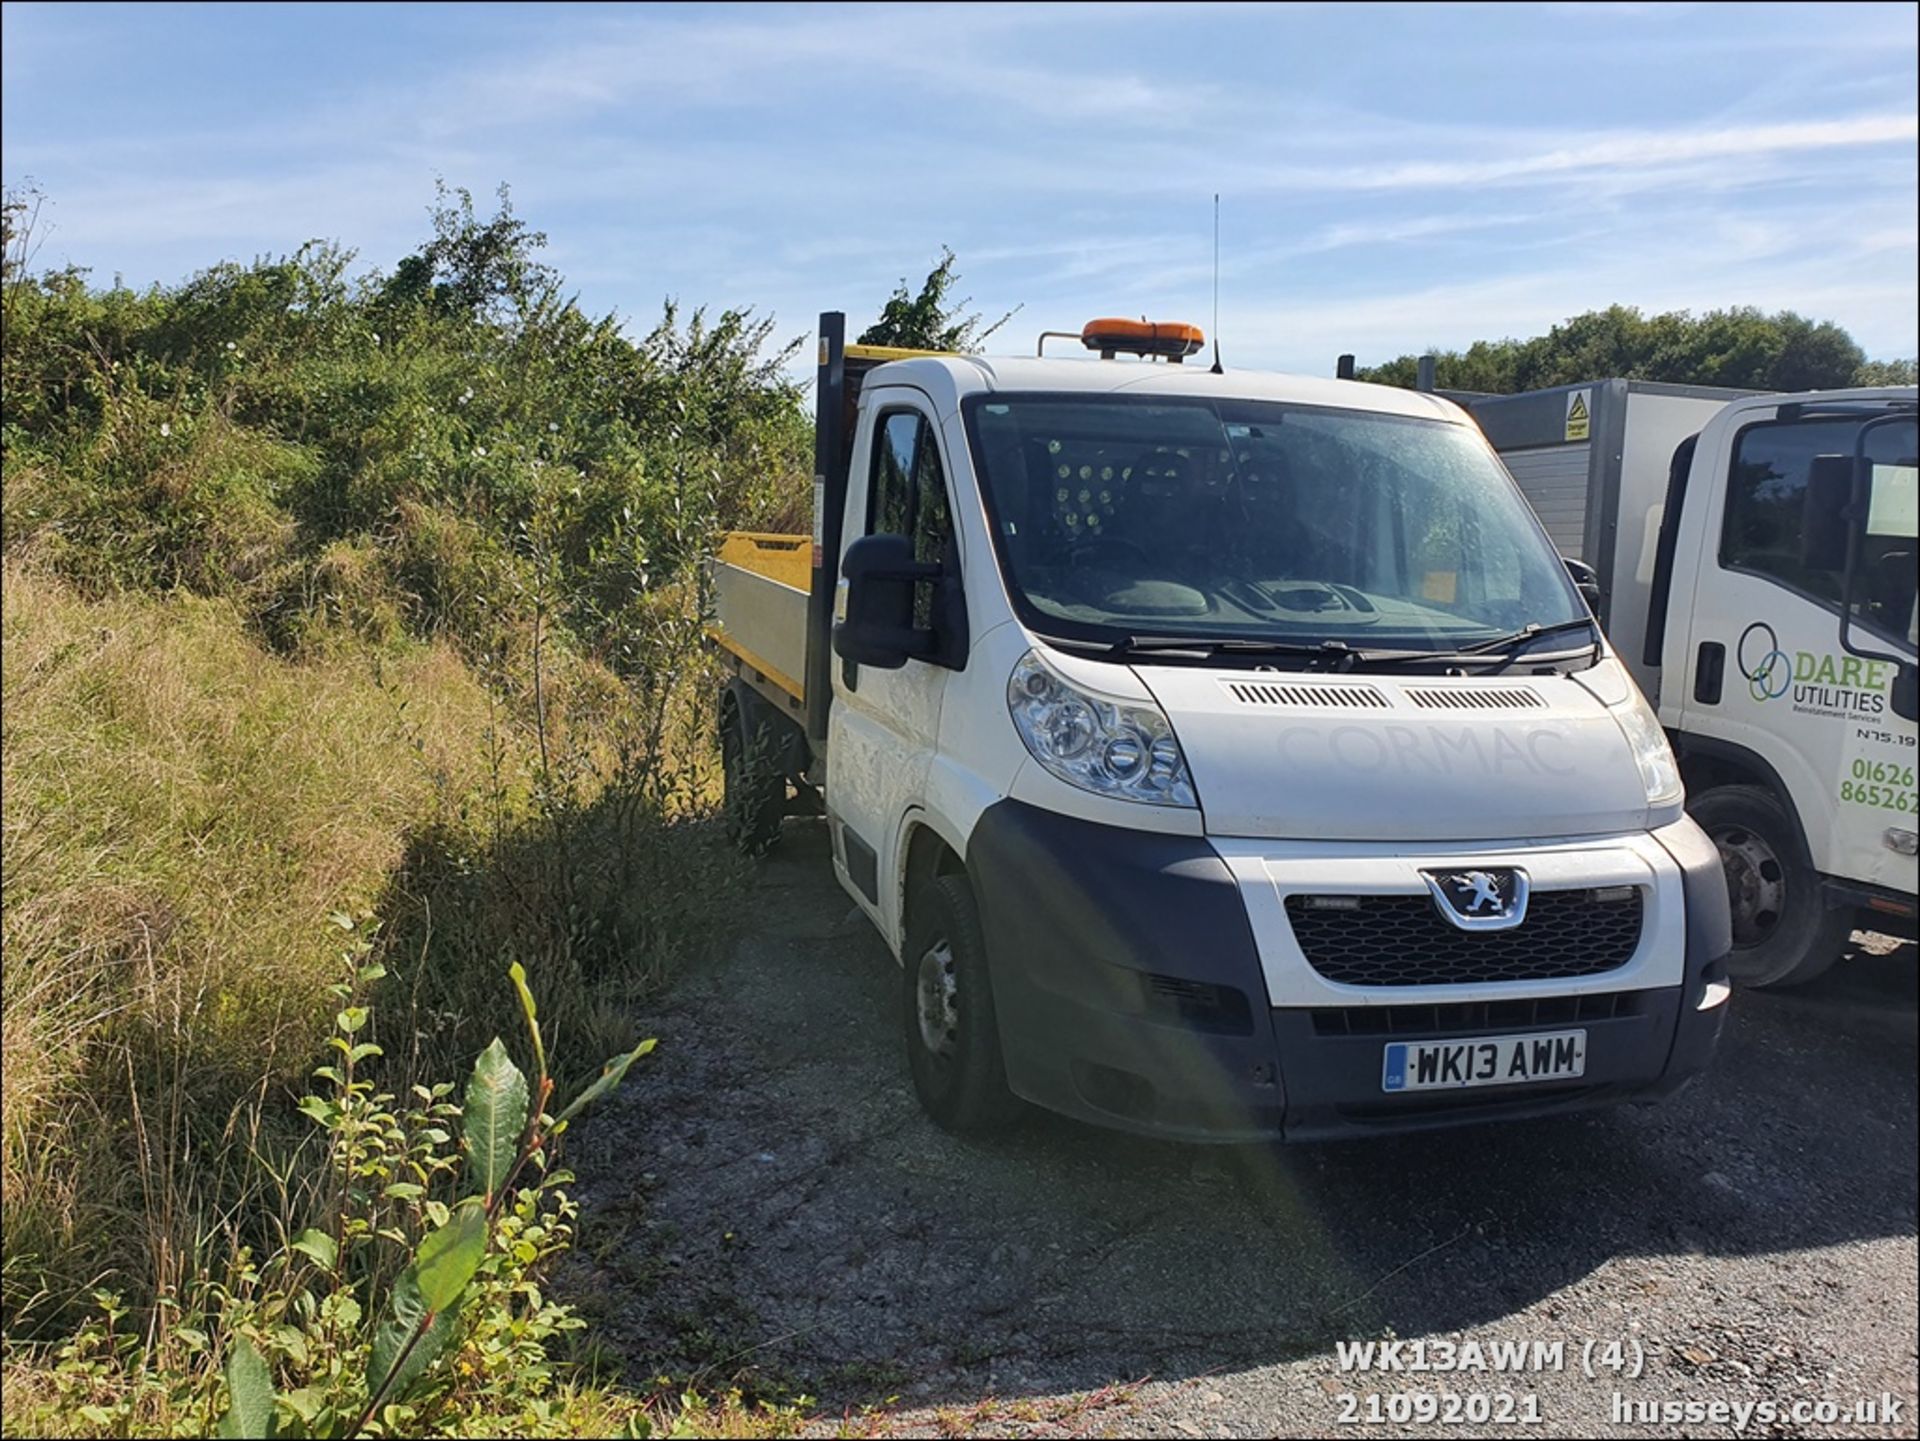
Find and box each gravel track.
[562,820,1918,1438]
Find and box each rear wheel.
[1689,784,1849,988]
[903,873,1024,1134]
[720,702,784,856]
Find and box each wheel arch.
[1675,733,1816,870]
[897,810,968,954]
[723,675,809,778]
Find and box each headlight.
[1612,691,1682,806]
[1007,649,1196,808]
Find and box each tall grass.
[1,182,811,1432]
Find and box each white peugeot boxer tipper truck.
[710,313,1733,1141]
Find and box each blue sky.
[3,1,1916,374]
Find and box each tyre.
[720,702,784,856]
[1689,784,1850,988]
[902,873,1024,1134]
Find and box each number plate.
[1382,1029,1587,1093]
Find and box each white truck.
[1465,381,1919,986]
[710,313,1733,1141]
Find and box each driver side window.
[1723,415,1918,642]
[869,408,953,628]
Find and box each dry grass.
[1,553,749,1357]
[0,560,499,1322]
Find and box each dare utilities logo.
[1737,621,1791,703]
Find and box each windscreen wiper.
[1345,617,1601,669]
[1453,617,1600,656]
[1105,636,1424,669]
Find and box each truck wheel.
[1689,784,1849,988]
[903,873,1024,1135]
[720,704,784,856]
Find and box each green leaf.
[271,1324,310,1369]
[296,1096,335,1128]
[463,1038,528,1200]
[329,912,356,930]
[281,1388,323,1424]
[289,1228,337,1271]
[368,1267,462,1406]
[414,1199,487,1312]
[215,1337,276,1439]
[555,1037,657,1128]
[507,961,546,1083]
[383,1181,425,1200]
[336,1007,369,1035]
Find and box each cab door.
[1669,400,1918,890]
[826,388,960,947]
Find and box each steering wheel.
[1065,534,1152,568]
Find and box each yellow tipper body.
[710,532,811,702]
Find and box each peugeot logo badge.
[1421,867,1530,931]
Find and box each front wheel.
[903,873,1024,1135]
[1689,784,1849,988]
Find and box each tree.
[858,247,1020,351]
[378,181,558,323]
[1358,304,1906,394]
[1854,358,1918,386]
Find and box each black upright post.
[805,312,847,748]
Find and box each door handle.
[1694,641,1725,705]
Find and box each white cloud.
[1345,114,1920,191]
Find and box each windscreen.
[963,394,1587,651]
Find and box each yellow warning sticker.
[1565,390,1591,442]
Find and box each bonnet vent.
[1221,680,1391,709]
[1403,686,1546,711]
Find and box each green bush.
[1,181,812,669]
[5,958,655,1440]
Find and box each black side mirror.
[1801,454,1854,571]
[1563,556,1603,615]
[1893,664,1919,724]
[832,533,938,670]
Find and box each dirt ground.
[562,820,1919,1438]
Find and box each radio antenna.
[1210,193,1224,375]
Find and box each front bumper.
[965,800,1731,1143]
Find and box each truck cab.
[1650,389,1918,984]
[712,314,1733,1142]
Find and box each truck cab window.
[1723,415,1918,642]
[869,409,954,628]
[964,395,1583,653]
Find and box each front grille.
[1286,888,1644,986]
[1309,989,1644,1037]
